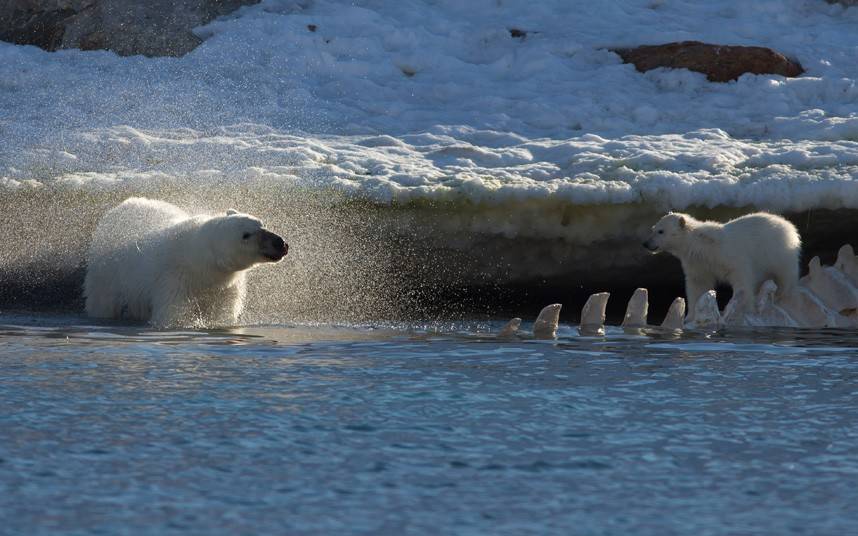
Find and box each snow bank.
[6,125,858,215]
[2,0,858,213]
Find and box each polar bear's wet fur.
[84,197,288,328]
[644,212,801,319]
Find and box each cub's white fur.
[644,211,801,319]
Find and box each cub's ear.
[678,215,686,229]
[226,209,239,216]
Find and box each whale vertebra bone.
[801,256,858,321]
[579,292,609,336]
[621,288,648,328]
[498,318,522,338]
[835,244,858,286]
[533,304,562,339]
[661,297,686,330]
[688,290,722,329]
[746,280,798,327]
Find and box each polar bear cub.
[84,197,288,327]
[643,212,800,320]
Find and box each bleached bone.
[502,242,858,333]
[621,288,648,328]
[498,318,521,338]
[778,285,847,328]
[579,292,609,336]
[835,244,858,285]
[801,256,858,319]
[721,289,748,326]
[688,290,722,329]
[747,280,798,327]
[661,297,686,330]
[533,304,562,339]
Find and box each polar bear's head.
[199,209,289,272]
[643,212,689,254]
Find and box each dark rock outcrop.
[0,0,259,57]
[613,41,804,83]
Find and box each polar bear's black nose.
[272,235,285,251]
[274,236,288,256]
[260,230,288,261]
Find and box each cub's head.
[643,212,689,254]
[203,209,288,272]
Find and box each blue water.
[2,316,858,535]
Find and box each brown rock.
[613,41,804,83]
[0,0,259,57]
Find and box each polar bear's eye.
[658,230,664,234]
[242,232,252,240]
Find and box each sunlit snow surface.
[2,0,858,209]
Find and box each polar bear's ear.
[226,209,239,216]
[677,215,686,229]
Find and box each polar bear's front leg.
[684,272,716,322]
[150,279,195,328]
[205,282,245,326]
[728,266,758,317]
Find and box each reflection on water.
[2,314,858,535]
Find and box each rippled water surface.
[2,315,858,535]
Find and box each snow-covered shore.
[3,0,858,205]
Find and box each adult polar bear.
[644,212,801,320]
[84,198,288,327]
